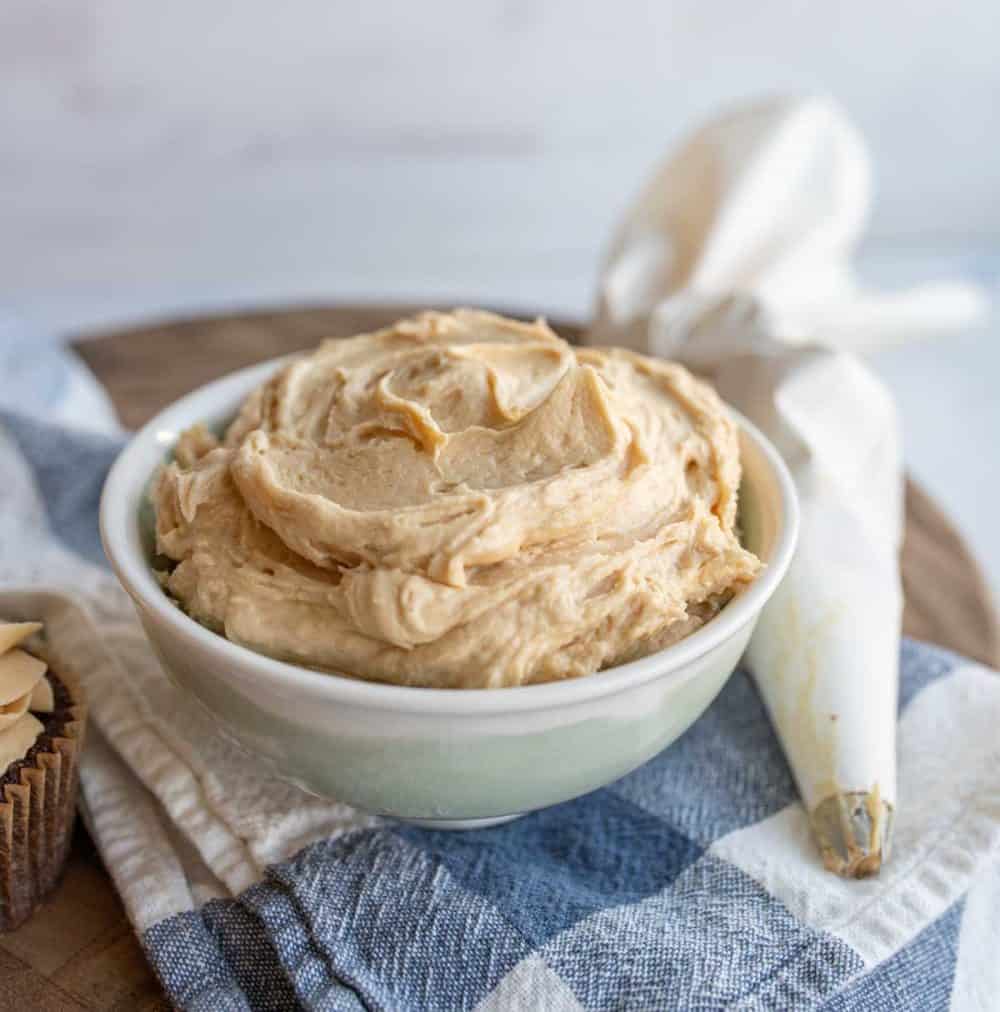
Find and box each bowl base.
[395,813,523,831]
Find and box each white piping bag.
[585,96,987,876]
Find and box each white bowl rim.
[100,353,800,715]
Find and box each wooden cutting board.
[1,304,995,1011]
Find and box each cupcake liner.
[0,658,87,932]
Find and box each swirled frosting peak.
[0,620,51,768]
[154,310,760,688]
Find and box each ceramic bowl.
[99,355,799,828]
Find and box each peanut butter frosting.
[153,310,760,688]
[0,621,53,764]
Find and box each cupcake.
[0,620,86,932]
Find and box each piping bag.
[585,96,988,876]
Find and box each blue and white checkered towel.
[1,333,999,1011]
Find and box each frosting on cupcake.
[0,621,53,765]
[0,713,43,770]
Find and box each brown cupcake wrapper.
[0,659,87,933]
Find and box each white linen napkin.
[586,95,988,875]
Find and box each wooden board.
[0,827,170,1012]
[2,303,995,1010]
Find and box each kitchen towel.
[1,462,999,1010]
[1,95,998,1009]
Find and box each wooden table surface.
[2,304,996,1011]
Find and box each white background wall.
[1,0,998,592]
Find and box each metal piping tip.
[810,790,894,878]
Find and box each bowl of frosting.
[100,310,798,826]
